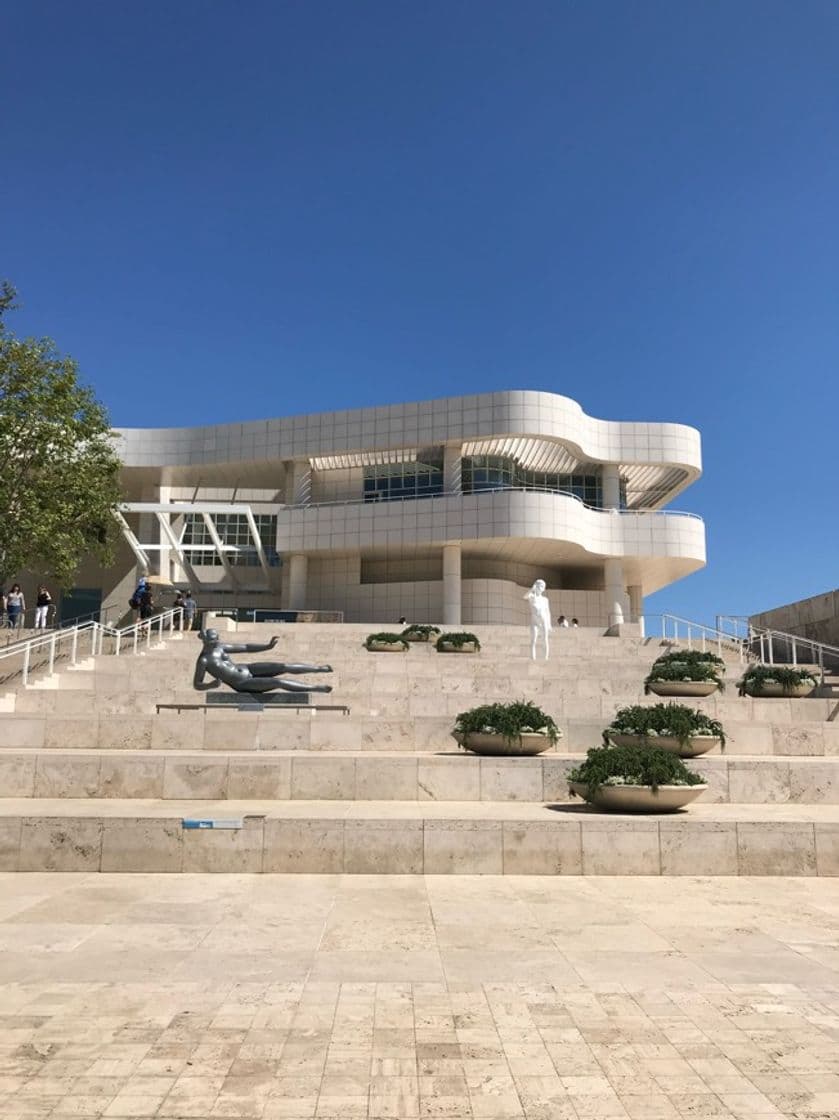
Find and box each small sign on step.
[182,818,244,830]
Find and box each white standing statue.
[524,579,552,660]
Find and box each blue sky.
[2,1,838,625]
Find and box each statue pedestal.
[206,692,311,710]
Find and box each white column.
[444,444,462,494]
[604,558,627,627]
[442,543,461,625]
[602,464,621,511]
[157,485,172,581]
[288,553,308,610]
[628,584,645,638]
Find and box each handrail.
[745,627,839,686]
[0,608,184,688]
[284,487,704,519]
[649,612,839,686]
[646,614,750,661]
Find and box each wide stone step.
[1,711,837,754]
[4,749,839,804]
[0,798,836,875]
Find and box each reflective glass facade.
[461,456,605,507]
[363,460,444,502]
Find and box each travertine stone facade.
[103,390,706,625]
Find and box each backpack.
[129,596,139,609]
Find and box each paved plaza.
[1,875,839,1118]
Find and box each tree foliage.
[0,284,122,587]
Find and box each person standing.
[6,584,25,629]
[138,585,155,622]
[34,586,52,629]
[182,590,197,631]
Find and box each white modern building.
[91,390,705,627]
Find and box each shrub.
[738,664,817,696]
[644,660,725,694]
[435,631,481,651]
[653,649,726,669]
[364,632,409,650]
[401,624,441,640]
[568,744,704,797]
[453,700,559,746]
[604,703,726,750]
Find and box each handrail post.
[115,631,122,656]
[133,627,138,655]
[48,633,57,676]
[767,633,774,665]
[22,645,30,686]
[71,628,78,666]
[791,638,798,667]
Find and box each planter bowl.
[404,633,431,642]
[646,680,719,698]
[742,682,815,698]
[607,732,722,758]
[438,642,478,654]
[453,732,554,756]
[366,641,407,652]
[569,781,707,813]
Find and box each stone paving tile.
[0,874,838,1117]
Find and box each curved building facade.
[104,390,705,626]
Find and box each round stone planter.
[438,642,479,654]
[569,781,708,813]
[607,732,722,758]
[741,682,815,698]
[646,680,719,698]
[452,732,555,756]
[365,641,407,653]
[403,633,433,643]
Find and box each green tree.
[0,284,122,588]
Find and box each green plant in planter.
[453,700,559,746]
[435,631,481,651]
[568,744,704,797]
[738,664,817,696]
[401,624,441,641]
[644,660,725,693]
[604,703,726,750]
[653,649,726,669]
[364,632,409,651]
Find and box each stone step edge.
[1,800,836,876]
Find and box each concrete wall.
[751,589,839,648]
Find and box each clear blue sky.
[3,1,838,625]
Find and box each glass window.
[362,461,443,502]
[181,513,278,566]
[461,458,604,506]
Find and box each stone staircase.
[1,622,838,875]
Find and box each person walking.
[6,584,25,629]
[34,585,52,629]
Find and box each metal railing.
[647,614,751,660]
[285,486,704,520]
[649,613,839,686]
[745,628,839,685]
[0,608,184,689]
